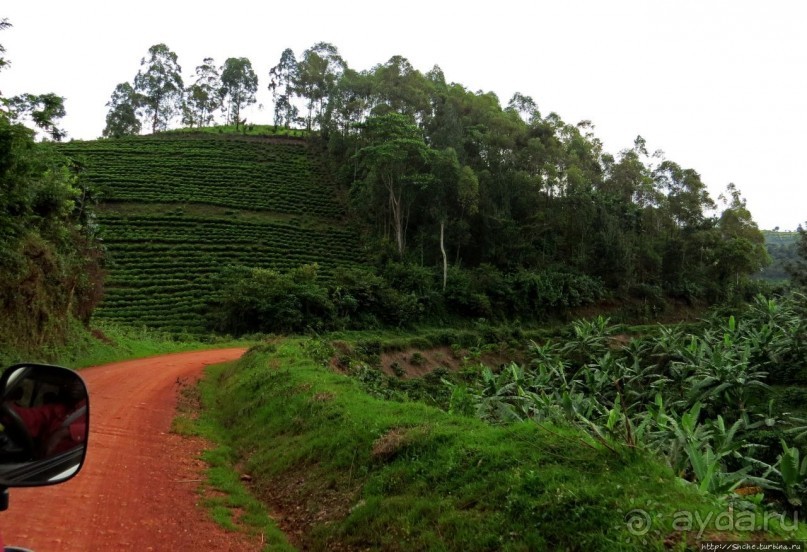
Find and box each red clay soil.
[1,348,267,552]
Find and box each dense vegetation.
[0,19,103,352]
[320,68,770,310]
[196,293,807,548]
[788,226,807,289]
[98,41,774,337]
[757,230,799,283]
[444,296,807,509]
[202,333,806,550]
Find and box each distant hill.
[59,134,366,333]
[756,230,799,282]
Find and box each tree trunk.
[440,220,447,291]
[387,178,404,257]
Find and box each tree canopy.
[220,57,258,129]
[95,39,775,308]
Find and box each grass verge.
[0,320,250,369]
[172,372,295,551]
[199,339,803,551]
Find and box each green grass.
[0,320,248,369]
[172,376,295,551]
[198,338,801,550]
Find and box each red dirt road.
[2,348,265,552]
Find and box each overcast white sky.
[3,0,805,230]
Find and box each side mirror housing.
[0,364,89,487]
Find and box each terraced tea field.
[61,135,342,217]
[59,134,365,333]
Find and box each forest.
[4,30,807,342]
[101,41,777,332]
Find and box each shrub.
[443,266,494,319]
[507,269,604,317]
[332,267,421,328]
[208,264,334,334]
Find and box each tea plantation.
[59,134,365,333]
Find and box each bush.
[381,262,442,318]
[332,267,421,327]
[443,266,495,319]
[507,269,604,317]
[208,264,334,334]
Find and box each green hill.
[59,134,365,333]
[756,229,799,282]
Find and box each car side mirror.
[0,364,89,487]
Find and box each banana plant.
[773,441,807,507]
[685,443,751,495]
[560,315,613,365]
[652,402,713,476]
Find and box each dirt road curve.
[2,348,266,552]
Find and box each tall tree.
[0,18,9,76]
[326,68,373,136]
[788,224,807,289]
[714,183,769,286]
[133,43,184,133]
[430,148,479,289]
[268,48,299,128]
[294,42,345,131]
[7,93,67,141]
[220,57,258,130]
[103,82,141,138]
[183,57,221,128]
[369,56,432,124]
[653,160,715,230]
[357,113,432,256]
[507,92,539,124]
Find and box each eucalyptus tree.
[0,18,9,75]
[103,82,141,138]
[294,42,346,131]
[506,92,540,124]
[653,160,715,231]
[134,43,184,133]
[268,48,299,128]
[713,183,770,287]
[356,113,433,257]
[220,57,258,130]
[788,224,807,289]
[430,148,479,289]
[369,56,432,124]
[601,136,659,205]
[425,81,466,156]
[183,57,221,128]
[326,67,373,136]
[7,93,67,141]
